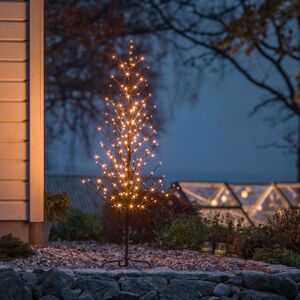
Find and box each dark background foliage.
[101,193,197,244]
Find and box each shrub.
[236,225,274,259]
[280,250,300,267]
[266,208,300,253]
[202,213,242,250]
[50,209,103,241]
[253,247,300,267]
[156,215,207,249]
[156,212,242,250]
[236,209,300,259]
[102,192,197,244]
[252,247,282,263]
[45,192,72,223]
[0,234,34,261]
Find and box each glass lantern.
[214,242,227,257]
[201,242,213,254]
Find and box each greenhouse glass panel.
[277,184,300,207]
[175,182,300,226]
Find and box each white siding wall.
[0,1,28,220]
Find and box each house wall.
[0,0,44,242]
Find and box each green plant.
[0,234,34,261]
[280,250,300,267]
[253,247,300,267]
[156,212,243,251]
[266,209,300,253]
[253,247,282,263]
[156,215,207,249]
[203,213,241,249]
[236,209,300,260]
[50,209,103,241]
[45,192,72,223]
[236,225,273,259]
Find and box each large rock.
[141,277,168,290]
[119,277,158,297]
[32,285,43,299]
[231,286,241,298]
[228,275,244,286]
[33,269,46,279]
[0,276,32,300]
[21,271,38,285]
[140,291,158,300]
[240,289,287,300]
[286,271,300,283]
[213,283,230,296]
[0,268,20,280]
[77,291,95,300]
[160,279,216,300]
[39,269,74,298]
[61,287,76,300]
[239,272,297,299]
[61,288,84,300]
[74,278,119,300]
[118,291,140,300]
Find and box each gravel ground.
[5,241,289,273]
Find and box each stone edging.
[0,267,299,299]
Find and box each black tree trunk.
[124,208,129,267]
[298,119,300,182]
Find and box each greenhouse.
[175,182,300,225]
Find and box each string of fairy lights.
[83,41,177,210]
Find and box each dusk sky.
[51,59,296,185]
[158,70,296,184]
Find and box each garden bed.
[4,241,298,273]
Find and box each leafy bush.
[236,226,274,259]
[157,208,300,260]
[253,247,300,267]
[0,234,34,261]
[203,213,242,249]
[266,208,300,253]
[102,192,197,244]
[156,212,241,250]
[50,209,103,241]
[156,215,206,249]
[236,209,300,259]
[45,192,72,223]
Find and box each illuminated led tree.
[84,41,173,267]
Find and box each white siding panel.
[0,102,27,122]
[0,181,27,200]
[0,42,27,61]
[0,162,27,180]
[0,142,27,160]
[0,122,27,141]
[0,62,26,81]
[0,2,27,21]
[0,201,27,220]
[0,82,27,101]
[0,22,27,41]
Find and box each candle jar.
[214,243,227,257]
[201,242,213,254]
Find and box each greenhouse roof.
[174,182,300,225]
